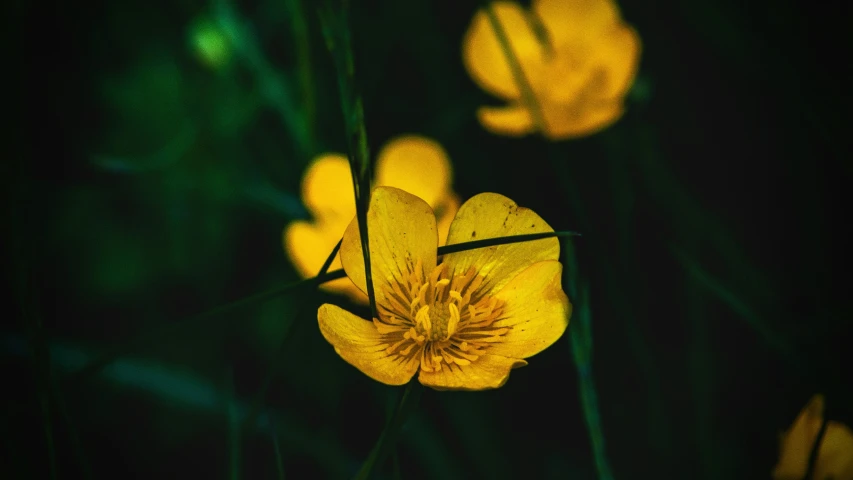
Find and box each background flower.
[284,135,459,302]
[463,0,641,139]
[773,395,853,480]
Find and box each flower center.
[374,260,508,372]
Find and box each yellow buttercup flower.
[317,186,570,390]
[463,0,641,139]
[284,135,459,302]
[773,394,853,480]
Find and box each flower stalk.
[318,2,379,319]
[71,231,578,384]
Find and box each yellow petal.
[488,261,570,358]
[462,2,548,101]
[375,135,453,207]
[436,193,461,246]
[477,104,536,137]
[814,422,853,480]
[533,0,621,47]
[340,187,438,306]
[773,394,853,480]
[318,304,419,385]
[302,154,355,221]
[418,354,527,391]
[773,394,825,479]
[283,220,367,302]
[443,192,559,296]
[541,97,624,140]
[592,24,642,100]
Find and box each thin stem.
[564,240,614,480]
[318,3,379,320]
[804,416,829,480]
[212,0,311,159]
[241,241,341,434]
[438,231,579,255]
[353,381,423,480]
[67,270,345,385]
[70,232,575,382]
[482,2,548,132]
[269,415,286,480]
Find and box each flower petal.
[815,422,853,480]
[533,0,621,46]
[477,104,536,137]
[376,135,453,208]
[318,304,419,385]
[436,193,461,247]
[488,261,570,358]
[599,24,642,100]
[340,186,438,306]
[443,192,559,296]
[302,154,355,221]
[541,97,624,140]
[418,354,527,391]
[463,2,548,101]
[283,220,366,302]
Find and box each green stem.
[353,381,423,480]
[241,240,341,434]
[318,3,379,320]
[482,2,547,132]
[70,232,575,382]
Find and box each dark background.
[7,0,851,478]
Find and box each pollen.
[375,260,507,371]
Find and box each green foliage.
[8,0,851,478]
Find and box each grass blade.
[353,381,423,480]
[70,232,575,382]
[482,1,547,132]
[318,1,378,320]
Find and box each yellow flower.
[773,394,853,480]
[317,186,571,390]
[463,0,641,139]
[284,135,459,303]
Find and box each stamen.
[415,306,431,335]
[385,337,408,355]
[445,303,460,340]
[375,261,510,372]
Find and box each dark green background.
[8,0,851,478]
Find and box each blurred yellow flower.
[773,394,853,480]
[283,135,459,303]
[463,0,641,140]
[318,186,570,390]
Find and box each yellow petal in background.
[462,2,547,101]
[816,422,853,480]
[489,261,570,359]
[436,193,461,246]
[318,304,419,385]
[340,187,438,305]
[773,394,853,480]
[376,135,453,208]
[418,354,527,391]
[533,0,620,47]
[542,97,625,140]
[283,220,366,302]
[592,24,642,101]
[464,0,641,141]
[477,104,536,137]
[444,192,560,296]
[301,154,355,221]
